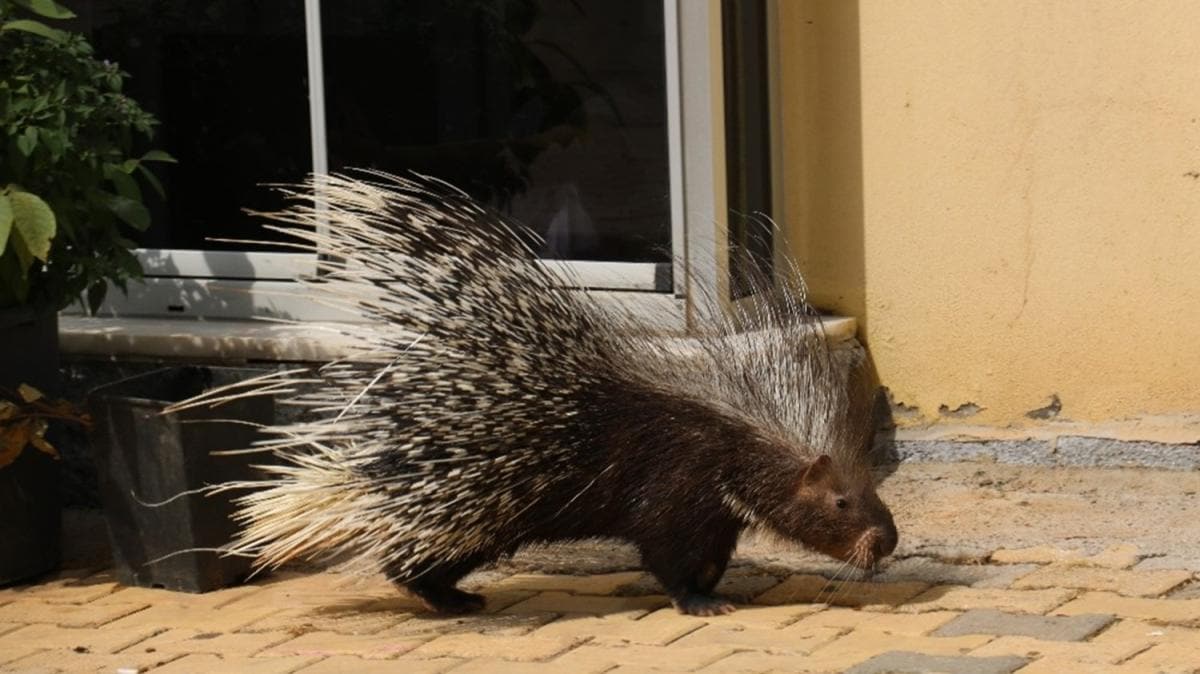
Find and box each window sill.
[59,314,859,364]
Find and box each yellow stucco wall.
[777,1,1200,438]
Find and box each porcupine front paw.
[672,593,736,616]
[410,586,487,614]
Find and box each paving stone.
[970,635,1148,665]
[700,651,836,673]
[93,578,265,610]
[295,655,463,673]
[752,574,928,608]
[1118,639,1200,673]
[549,643,734,671]
[991,544,1142,569]
[245,602,415,636]
[0,623,163,655]
[717,603,823,629]
[501,590,668,616]
[449,657,613,674]
[1012,565,1191,597]
[257,630,430,659]
[122,627,295,657]
[151,653,320,673]
[0,599,148,628]
[1054,592,1200,626]
[486,572,646,595]
[407,631,585,661]
[933,608,1113,640]
[103,600,280,632]
[672,623,841,653]
[789,607,961,636]
[875,557,1038,589]
[391,610,559,637]
[792,632,994,671]
[903,586,1075,614]
[532,610,705,646]
[843,651,1028,674]
[2,649,183,674]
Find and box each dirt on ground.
[62,461,1200,579]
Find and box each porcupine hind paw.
[672,593,737,616]
[408,585,487,614]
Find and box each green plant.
[0,0,173,312]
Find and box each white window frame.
[68,0,762,335]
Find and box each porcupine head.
[187,173,898,617]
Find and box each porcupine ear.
[801,455,834,484]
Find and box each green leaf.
[9,191,56,262]
[10,0,76,20]
[140,149,178,164]
[15,127,38,156]
[86,281,107,315]
[0,19,67,42]
[106,165,142,202]
[94,191,151,231]
[136,164,166,200]
[0,194,11,257]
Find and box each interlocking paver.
[295,655,463,673]
[903,586,1075,614]
[532,609,705,646]
[245,602,415,635]
[102,600,280,632]
[991,544,1143,569]
[0,599,148,628]
[391,610,559,637]
[151,653,320,673]
[1012,565,1192,597]
[549,643,734,671]
[0,623,162,655]
[933,608,1113,640]
[672,623,842,652]
[256,630,430,659]
[843,651,1028,674]
[123,627,295,657]
[752,574,928,608]
[877,556,1038,589]
[407,631,586,661]
[787,607,962,636]
[718,603,823,628]
[448,657,613,674]
[2,649,182,674]
[970,634,1148,664]
[501,590,669,616]
[1054,591,1200,626]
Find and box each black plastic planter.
[88,366,274,593]
[0,306,62,586]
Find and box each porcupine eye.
[835,497,849,510]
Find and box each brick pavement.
[1,543,1199,673]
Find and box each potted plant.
[0,383,90,584]
[0,0,170,581]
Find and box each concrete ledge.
[880,437,1200,471]
[59,316,359,362]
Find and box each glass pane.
[321,0,671,262]
[723,0,774,298]
[80,1,311,251]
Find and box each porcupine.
[202,171,898,616]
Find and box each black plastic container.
[88,366,274,592]
[0,307,62,585]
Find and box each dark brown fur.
[380,378,897,616]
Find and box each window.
[68,1,772,326]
